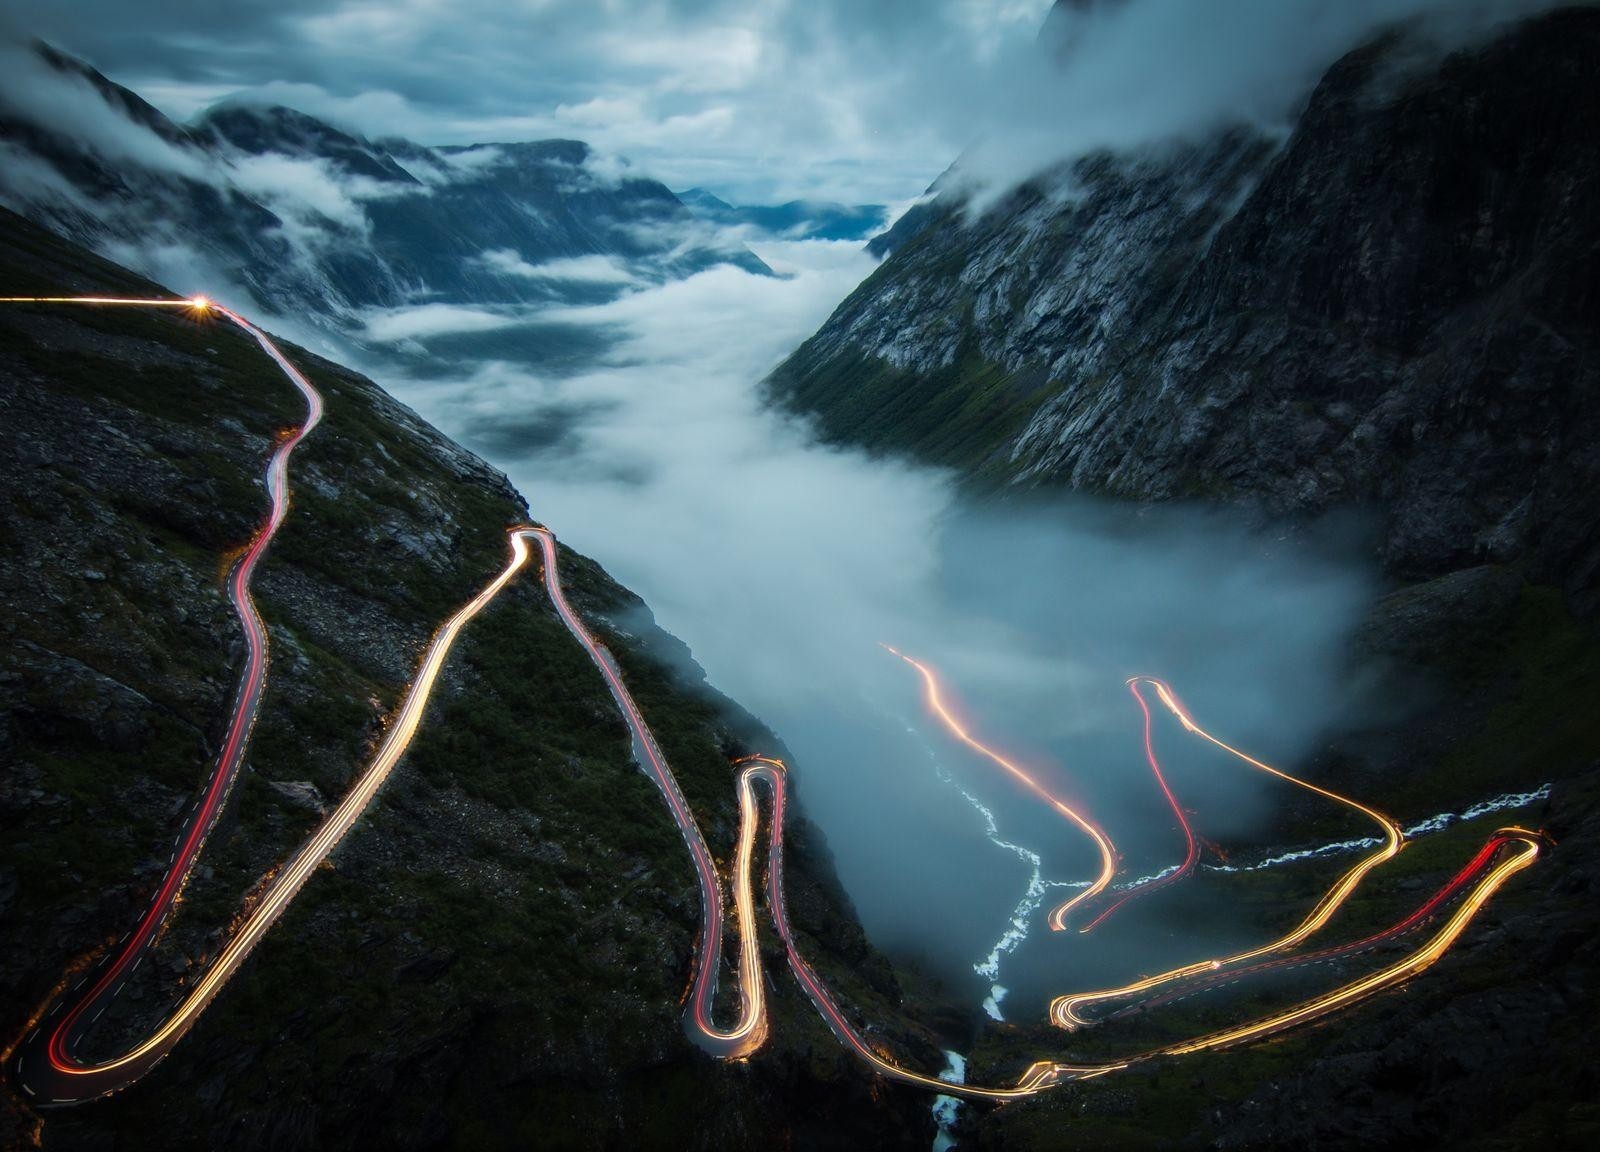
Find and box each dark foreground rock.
[0,207,934,1151]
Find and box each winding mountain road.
[5,297,541,1102]
[7,297,325,1103]
[1049,677,1406,1031]
[1,294,1547,1110]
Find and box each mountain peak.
[677,187,736,212]
[195,101,422,185]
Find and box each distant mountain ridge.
[676,186,888,241]
[0,42,769,336]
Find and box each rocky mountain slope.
[770,9,1600,610]
[0,43,766,333]
[765,7,1600,1149]
[0,206,934,1151]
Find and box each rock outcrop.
[771,10,1600,609]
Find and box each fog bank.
[373,240,1380,990]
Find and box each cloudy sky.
[1,0,1056,204]
[2,0,1567,206]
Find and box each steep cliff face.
[766,11,1600,1149]
[771,10,1600,604]
[0,207,932,1151]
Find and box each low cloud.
[477,250,638,285]
[953,0,1583,202]
[226,152,385,234]
[0,38,207,181]
[0,36,419,316]
[374,238,1380,987]
[360,303,518,342]
[459,397,620,461]
[11,0,1581,209]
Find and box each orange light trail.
[6,293,318,1104]
[0,295,210,309]
[4,293,526,1104]
[526,527,767,1057]
[1112,829,1529,1019]
[1077,677,1201,933]
[881,645,1118,932]
[1050,677,1404,1029]
[2,293,1541,1110]
[698,759,1540,1097]
[1159,828,1540,1053]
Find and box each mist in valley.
[365,237,1384,1014]
[9,0,1517,1024]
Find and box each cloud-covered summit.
[5,0,1586,212]
[0,39,768,338]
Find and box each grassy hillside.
[0,206,934,1151]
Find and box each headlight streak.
[1049,677,1406,1030]
[880,645,1118,933]
[539,583,1541,1101]
[1076,677,1201,933]
[0,293,1545,1111]
[5,294,322,1104]
[1104,830,1527,1022]
[525,527,767,1057]
[0,295,208,308]
[1156,829,1541,1055]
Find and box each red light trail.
[5,293,323,1104]
[1050,676,1406,1030]
[1076,677,1202,931]
[1,293,1546,1111]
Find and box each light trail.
[744,757,1061,1100]
[1049,678,1405,1029]
[0,295,210,308]
[538,592,1538,1099]
[881,646,1118,933]
[1107,830,1528,1021]
[5,293,323,1104]
[526,527,767,1057]
[1077,677,1201,933]
[1024,828,1542,1079]
[1157,829,1541,1054]
[4,294,536,1104]
[2,293,1543,1111]
[530,562,1053,1094]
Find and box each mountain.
[769,10,1600,608]
[766,4,1600,1144]
[0,206,933,1150]
[676,187,889,241]
[765,10,1600,1149]
[0,43,768,337]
